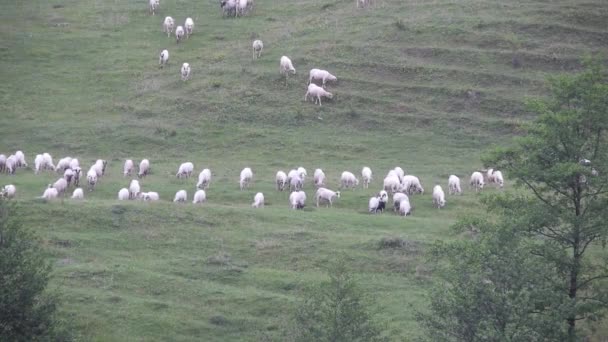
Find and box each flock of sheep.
[0,151,506,216]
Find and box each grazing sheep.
[393,167,405,182]
[197,169,212,189]
[184,17,194,38]
[368,196,385,213]
[181,63,191,81]
[252,40,263,59]
[279,56,296,84]
[289,190,306,209]
[138,159,150,178]
[176,162,194,178]
[69,158,80,170]
[92,159,107,177]
[448,175,462,195]
[220,0,237,17]
[361,167,372,189]
[175,26,185,43]
[491,170,504,188]
[470,171,485,192]
[304,83,333,106]
[86,168,98,191]
[15,151,27,168]
[0,154,6,173]
[432,185,446,208]
[5,155,16,174]
[340,171,359,190]
[193,189,207,204]
[308,69,337,88]
[55,157,72,172]
[124,159,134,177]
[251,192,264,208]
[42,187,59,200]
[315,187,340,207]
[276,171,287,191]
[118,188,130,200]
[141,192,160,201]
[163,16,174,37]
[173,189,188,202]
[399,197,412,216]
[1,185,16,199]
[392,192,408,212]
[159,49,169,68]
[34,154,43,174]
[149,0,160,15]
[63,169,74,186]
[402,175,424,195]
[42,153,55,171]
[486,168,495,184]
[240,167,253,190]
[71,188,84,200]
[314,168,326,188]
[52,178,68,195]
[236,0,248,16]
[129,180,141,199]
[72,167,82,187]
[290,174,303,191]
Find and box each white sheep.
[181,63,191,81]
[193,189,207,204]
[159,49,169,68]
[276,171,287,191]
[432,185,446,208]
[399,197,412,216]
[393,167,405,182]
[252,40,263,59]
[175,26,185,43]
[315,187,340,207]
[184,18,194,38]
[149,0,159,15]
[314,168,326,188]
[448,175,462,195]
[52,178,68,195]
[402,175,424,195]
[392,192,408,212]
[72,167,82,188]
[240,167,253,190]
[0,154,6,173]
[340,171,359,190]
[470,171,485,192]
[174,189,188,202]
[138,159,150,178]
[197,169,212,189]
[251,192,264,208]
[290,174,303,191]
[304,83,333,106]
[71,188,84,200]
[1,185,16,199]
[42,153,55,171]
[361,167,372,188]
[5,155,16,174]
[129,179,141,199]
[41,187,59,200]
[118,188,130,200]
[220,0,237,17]
[176,162,194,178]
[34,154,43,174]
[491,170,504,188]
[141,192,160,201]
[124,159,134,177]
[15,151,27,168]
[69,158,80,170]
[308,69,337,89]
[279,56,296,84]
[63,168,74,186]
[86,168,98,191]
[163,16,174,37]
[289,190,306,209]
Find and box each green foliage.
[0,200,59,340]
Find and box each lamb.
[159,49,169,68]
[141,192,160,201]
[92,159,107,177]
[176,162,194,178]
[289,190,306,209]
[15,151,27,168]
[252,40,263,59]
[138,159,150,178]
[184,18,194,38]
[124,159,134,177]
[0,154,5,172]
[1,185,16,199]
[314,168,326,188]
[173,189,188,202]
[193,189,207,204]
[163,16,174,37]
[340,171,359,190]
[432,185,446,208]
[308,69,337,88]
[399,197,412,216]
[239,167,253,190]
[149,0,159,15]
[448,175,462,195]
[315,187,340,207]
[181,63,191,81]
[41,187,59,200]
[129,179,141,199]
[86,168,98,191]
[361,167,372,188]
[297,167,307,183]
[52,178,68,195]
[197,169,212,189]
[175,26,185,43]
[470,171,485,192]
[392,192,408,212]
[279,56,296,84]
[71,188,84,200]
[402,175,424,195]
[251,192,264,208]
[276,171,287,191]
[118,188,130,200]
[304,83,333,106]
[236,0,248,16]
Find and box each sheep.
[163,16,174,37]
[252,40,263,59]
[491,170,504,188]
[197,169,212,189]
[138,159,150,178]
[124,159,134,177]
[279,56,296,84]
[184,18,194,38]
[5,155,16,174]
[402,175,424,195]
[141,192,160,201]
[176,162,194,178]
[181,63,191,81]
[55,157,71,172]
[129,180,141,199]
[470,171,485,192]
[63,169,74,186]
[290,174,304,191]
[308,69,337,89]
[52,178,68,195]
[0,154,5,173]
[432,185,446,208]
[236,0,248,16]
[41,187,59,200]
[276,171,287,191]
[399,197,412,216]
[69,158,80,170]
[448,175,462,195]
[86,168,98,191]
[287,169,298,185]
[34,154,43,174]
[239,167,253,190]
[289,190,306,209]
[118,188,130,200]
[361,167,372,189]
[71,188,84,200]
[15,151,27,168]
[72,167,82,187]
[356,0,371,8]
[149,0,159,15]
[393,167,405,182]
[315,188,340,207]
[340,171,359,190]
[297,167,307,183]
[42,153,55,170]
[392,192,408,212]
[314,168,326,188]
[92,159,107,177]
[159,49,169,68]
[486,168,495,184]
[304,83,333,106]
[175,26,185,43]
[1,185,16,199]
[251,192,264,208]
[193,189,207,204]
[173,189,188,203]
[220,0,237,17]
[368,196,385,213]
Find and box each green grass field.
[1,0,608,340]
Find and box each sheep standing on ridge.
[448,175,462,195]
[141,192,160,201]
[176,162,194,178]
[181,63,191,81]
[279,56,296,85]
[315,188,340,207]
[175,26,185,43]
[41,187,59,200]
[124,159,134,177]
[304,83,333,106]
[308,69,337,89]
[240,167,253,190]
[52,178,68,195]
[252,40,263,59]
[432,185,446,208]
[251,192,264,208]
[470,171,484,192]
[276,171,287,191]
[361,167,372,189]
[174,190,188,203]
[138,159,150,178]
[402,175,424,195]
[340,171,359,190]
[159,49,169,68]
[399,197,412,216]
[163,16,174,37]
[197,169,212,189]
[193,189,206,204]
[184,18,194,38]
[392,192,408,212]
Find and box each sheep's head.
[335,191,341,198]
[326,91,333,99]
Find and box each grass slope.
[1,0,608,340]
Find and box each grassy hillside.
[1,0,607,340]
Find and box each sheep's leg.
[317,96,322,106]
